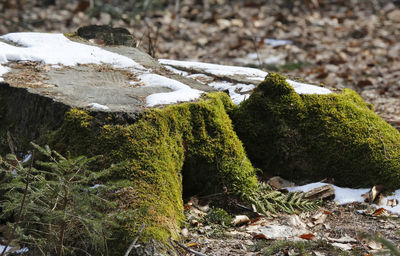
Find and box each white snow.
[138,73,204,107]
[209,81,255,105]
[0,65,9,82]
[288,80,332,95]
[22,153,32,163]
[164,65,189,76]
[287,182,400,215]
[187,73,211,80]
[87,103,110,111]
[89,184,105,189]
[263,38,293,47]
[0,245,28,254]
[159,59,269,80]
[159,59,332,98]
[0,32,330,107]
[0,33,144,70]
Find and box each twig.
[124,223,146,256]
[171,239,208,256]
[0,151,35,256]
[250,36,263,68]
[235,203,254,212]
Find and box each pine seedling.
[0,143,117,256]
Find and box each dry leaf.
[300,233,315,240]
[312,212,327,225]
[232,215,251,226]
[181,228,189,238]
[366,240,383,250]
[253,233,269,240]
[186,242,200,247]
[373,208,389,217]
[362,185,384,204]
[386,198,398,207]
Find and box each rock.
[231,73,400,190]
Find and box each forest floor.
[2,0,400,255]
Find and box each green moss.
[44,92,257,252]
[232,73,400,189]
[206,207,233,227]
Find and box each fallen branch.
[171,239,208,256]
[124,223,146,256]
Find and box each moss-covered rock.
[40,92,257,254]
[231,73,400,190]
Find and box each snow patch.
[164,65,189,76]
[0,65,9,82]
[159,59,332,97]
[22,153,32,163]
[262,38,293,47]
[139,73,204,107]
[287,182,400,215]
[288,80,332,95]
[0,245,28,254]
[90,184,105,189]
[87,103,110,111]
[209,81,255,105]
[0,32,145,78]
[159,59,268,80]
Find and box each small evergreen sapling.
[0,143,116,256]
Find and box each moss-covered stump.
[27,92,256,254]
[232,73,400,190]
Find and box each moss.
[232,73,400,189]
[206,207,233,227]
[44,92,257,253]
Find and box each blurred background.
[1,0,400,124]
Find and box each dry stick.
[0,151,35,256]
[171,239,208,256]
[124,223,146,256]
[168,240,183,256]
[251,36,263,68]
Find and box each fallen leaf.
[300,233,315,240]
[362,185,384,204]
[366,240,383,250]
[186,242,200,247]
[386,198,398,207]
[373,208,389,217]
[181,228,189,238]
[357,79,373,88]
[232,215,251,226]
[250,216,262,223]
[253,233,269,240]
[311,211,327,225]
